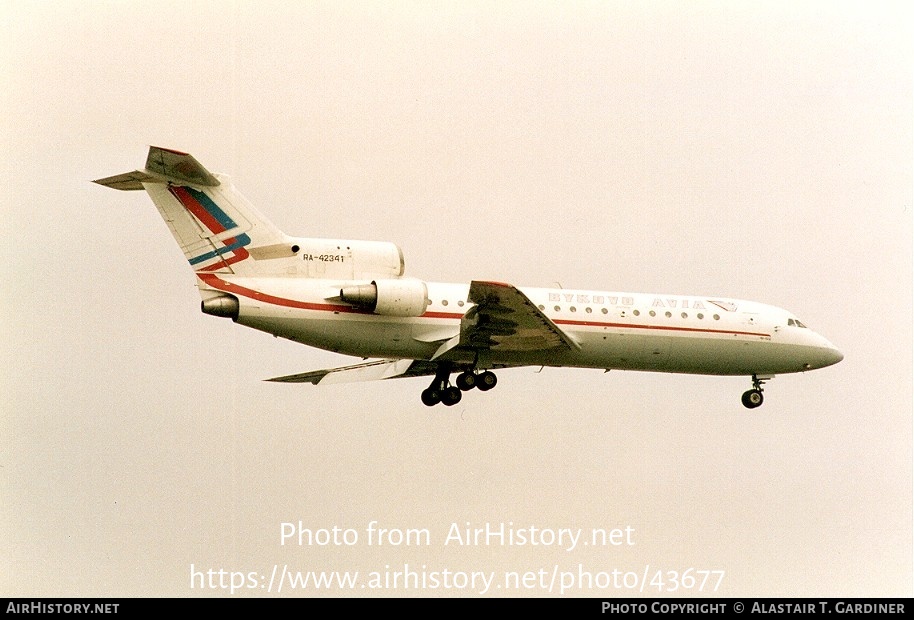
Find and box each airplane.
[95,146,843,409]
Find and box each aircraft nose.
[814,336,844,368]
[801,332,843,370]
[824,346,844,366]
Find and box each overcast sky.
[2,1,911,597]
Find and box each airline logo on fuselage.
[652,298,706,309]
[545,293,738,312]
[548,293,634,306]
[549,293,738,312]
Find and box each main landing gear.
[741,374,769,409]
[420,365,498,407]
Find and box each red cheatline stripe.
[197,273,365,313]
[198,273,465,318]
[554,318,769,338]
[197,274,770,337]
[421,311,462,319]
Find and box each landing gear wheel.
[456,371,477,391]
[741,389,764,409]
[422,362,454,407]
[442,386,462,406]
[421,388,442,407]
[477,371,497,391]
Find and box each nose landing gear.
[741,374,770,409]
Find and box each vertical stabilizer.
[94,146,288,276]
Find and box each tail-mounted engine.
[201,294,239,320]
[339,279,429,317]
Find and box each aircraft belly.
[661,338,827,375]
[563,329,823,375]
[561,331,673,370]
[237,311,436,359]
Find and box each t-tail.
[94,146,290,276]
[95,146,412,315]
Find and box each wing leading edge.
[267,359,443,385]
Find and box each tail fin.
[94,146,288,275]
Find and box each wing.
[266,359,442,385]
[461,280,580,352]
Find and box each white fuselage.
[199,273,843,377]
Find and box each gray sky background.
[2,1,911,597]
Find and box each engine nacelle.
[201,294,239,320]
[339,279,429,317]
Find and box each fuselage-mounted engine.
[339,278,429,317]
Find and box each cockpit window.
[788,318,808,328]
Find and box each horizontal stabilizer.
[93,170,157,191]
[94,147,220,190]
